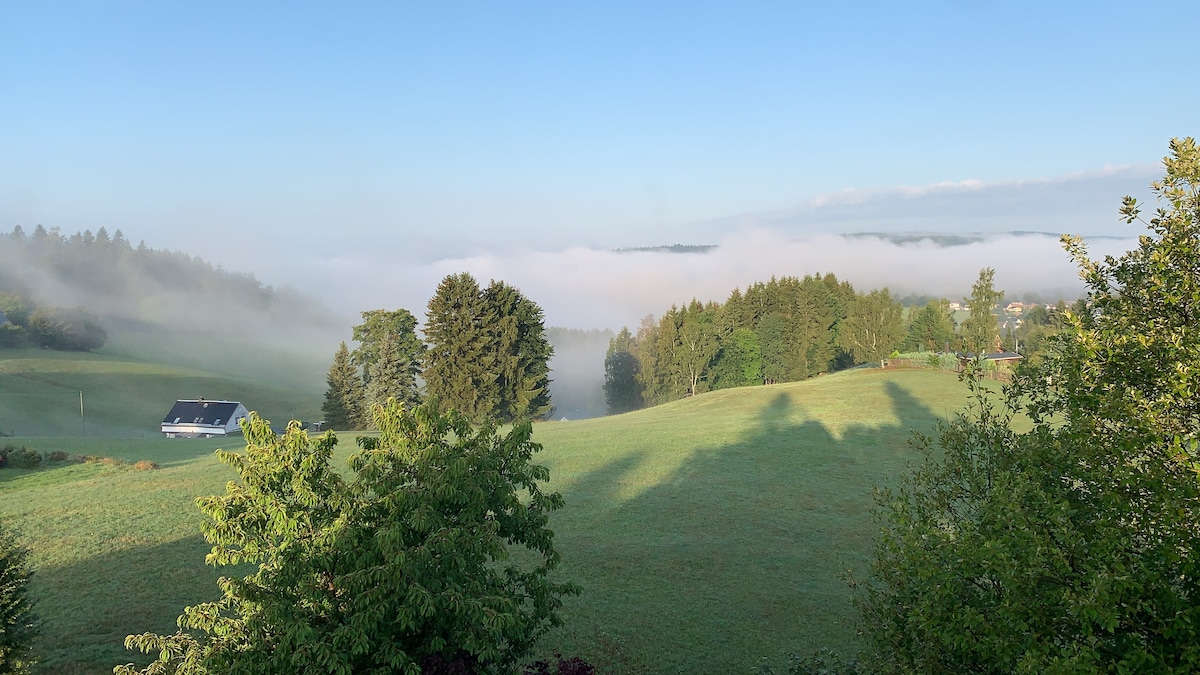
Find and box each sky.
[3,1,1198,330]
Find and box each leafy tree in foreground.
[118,402,578,675]
[0,525,37,674]
[860,138,1200,673]
[321,341,366,430]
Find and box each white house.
[161,399,249,438]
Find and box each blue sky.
[2,2,1196,325]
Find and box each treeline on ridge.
[0,224,338,343]
[603,269,1063,415]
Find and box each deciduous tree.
[836,288,904,366]
[118,403,578,674]
[959,268,1003,356]
[860,139,1200,673]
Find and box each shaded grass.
[2,368,983,673]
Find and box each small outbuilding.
[161,399,249,438]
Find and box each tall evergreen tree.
[484,281,554,421]
[366,331,421,412]
[756,312,788,385]
[904,299,956,352]
[321,342,365,430]
[424,273,498,422]
[351,309,424,386]
[603,327,643,414]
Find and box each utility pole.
[80,390,85,435]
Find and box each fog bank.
[292,231,1136,332]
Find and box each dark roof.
[162,399,242,426]
[984,351,1023,360]
[955,351,1024,361]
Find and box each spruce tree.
[351,309,423,386]
[366,331,421,412]
[603,327,643,414]
[321,342,365,430]
[904,299,956,352]
[423,273,499,422]
[484,281,554,421]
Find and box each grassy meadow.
[0,347,323,437]
[0,366,984,673]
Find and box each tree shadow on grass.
[28,536,227,675]
[545,375,950,673]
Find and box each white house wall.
[222,404,250,434]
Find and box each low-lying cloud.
[229,163,1153,332]
[291,230,1136,332]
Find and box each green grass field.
[0,367,979,674]
[0,347,323,436]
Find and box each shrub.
[1,447,42,470]
[45,451,69,463]
[132,460,158,471]
[26,306,106,351]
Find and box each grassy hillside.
[1,368,979,673]
[0,347,323,436]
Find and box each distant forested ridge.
[0,225,342,384]
[0,225,336,329]
[612,244,717,254]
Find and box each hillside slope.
[0,347,322,436]
[530,367,975,671]
[1,367,976,673]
